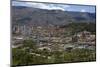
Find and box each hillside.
[12,6,96,26]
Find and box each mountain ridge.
[12,6,96,26]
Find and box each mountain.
[12,6,96,26]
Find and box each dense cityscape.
[12,23,96,66]
[12,24,96,51]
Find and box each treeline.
[12,40,96,66]
[60,22,96,35]
[12,48,96,66]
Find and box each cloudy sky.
[12,1,96,13]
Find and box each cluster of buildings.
[72,31,96,45]
[12,24,96,51]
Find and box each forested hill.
[12,6,96,26]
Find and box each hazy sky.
[12,1,96,13]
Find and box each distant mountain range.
[12,6,96,26]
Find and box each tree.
[22,39,37,50]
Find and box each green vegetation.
[12,40,96,66]
[64,22,96,35]
[12,23,96,66]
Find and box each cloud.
[12,1,70,11]
[23,2,70,11]
[81,9,86,12]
